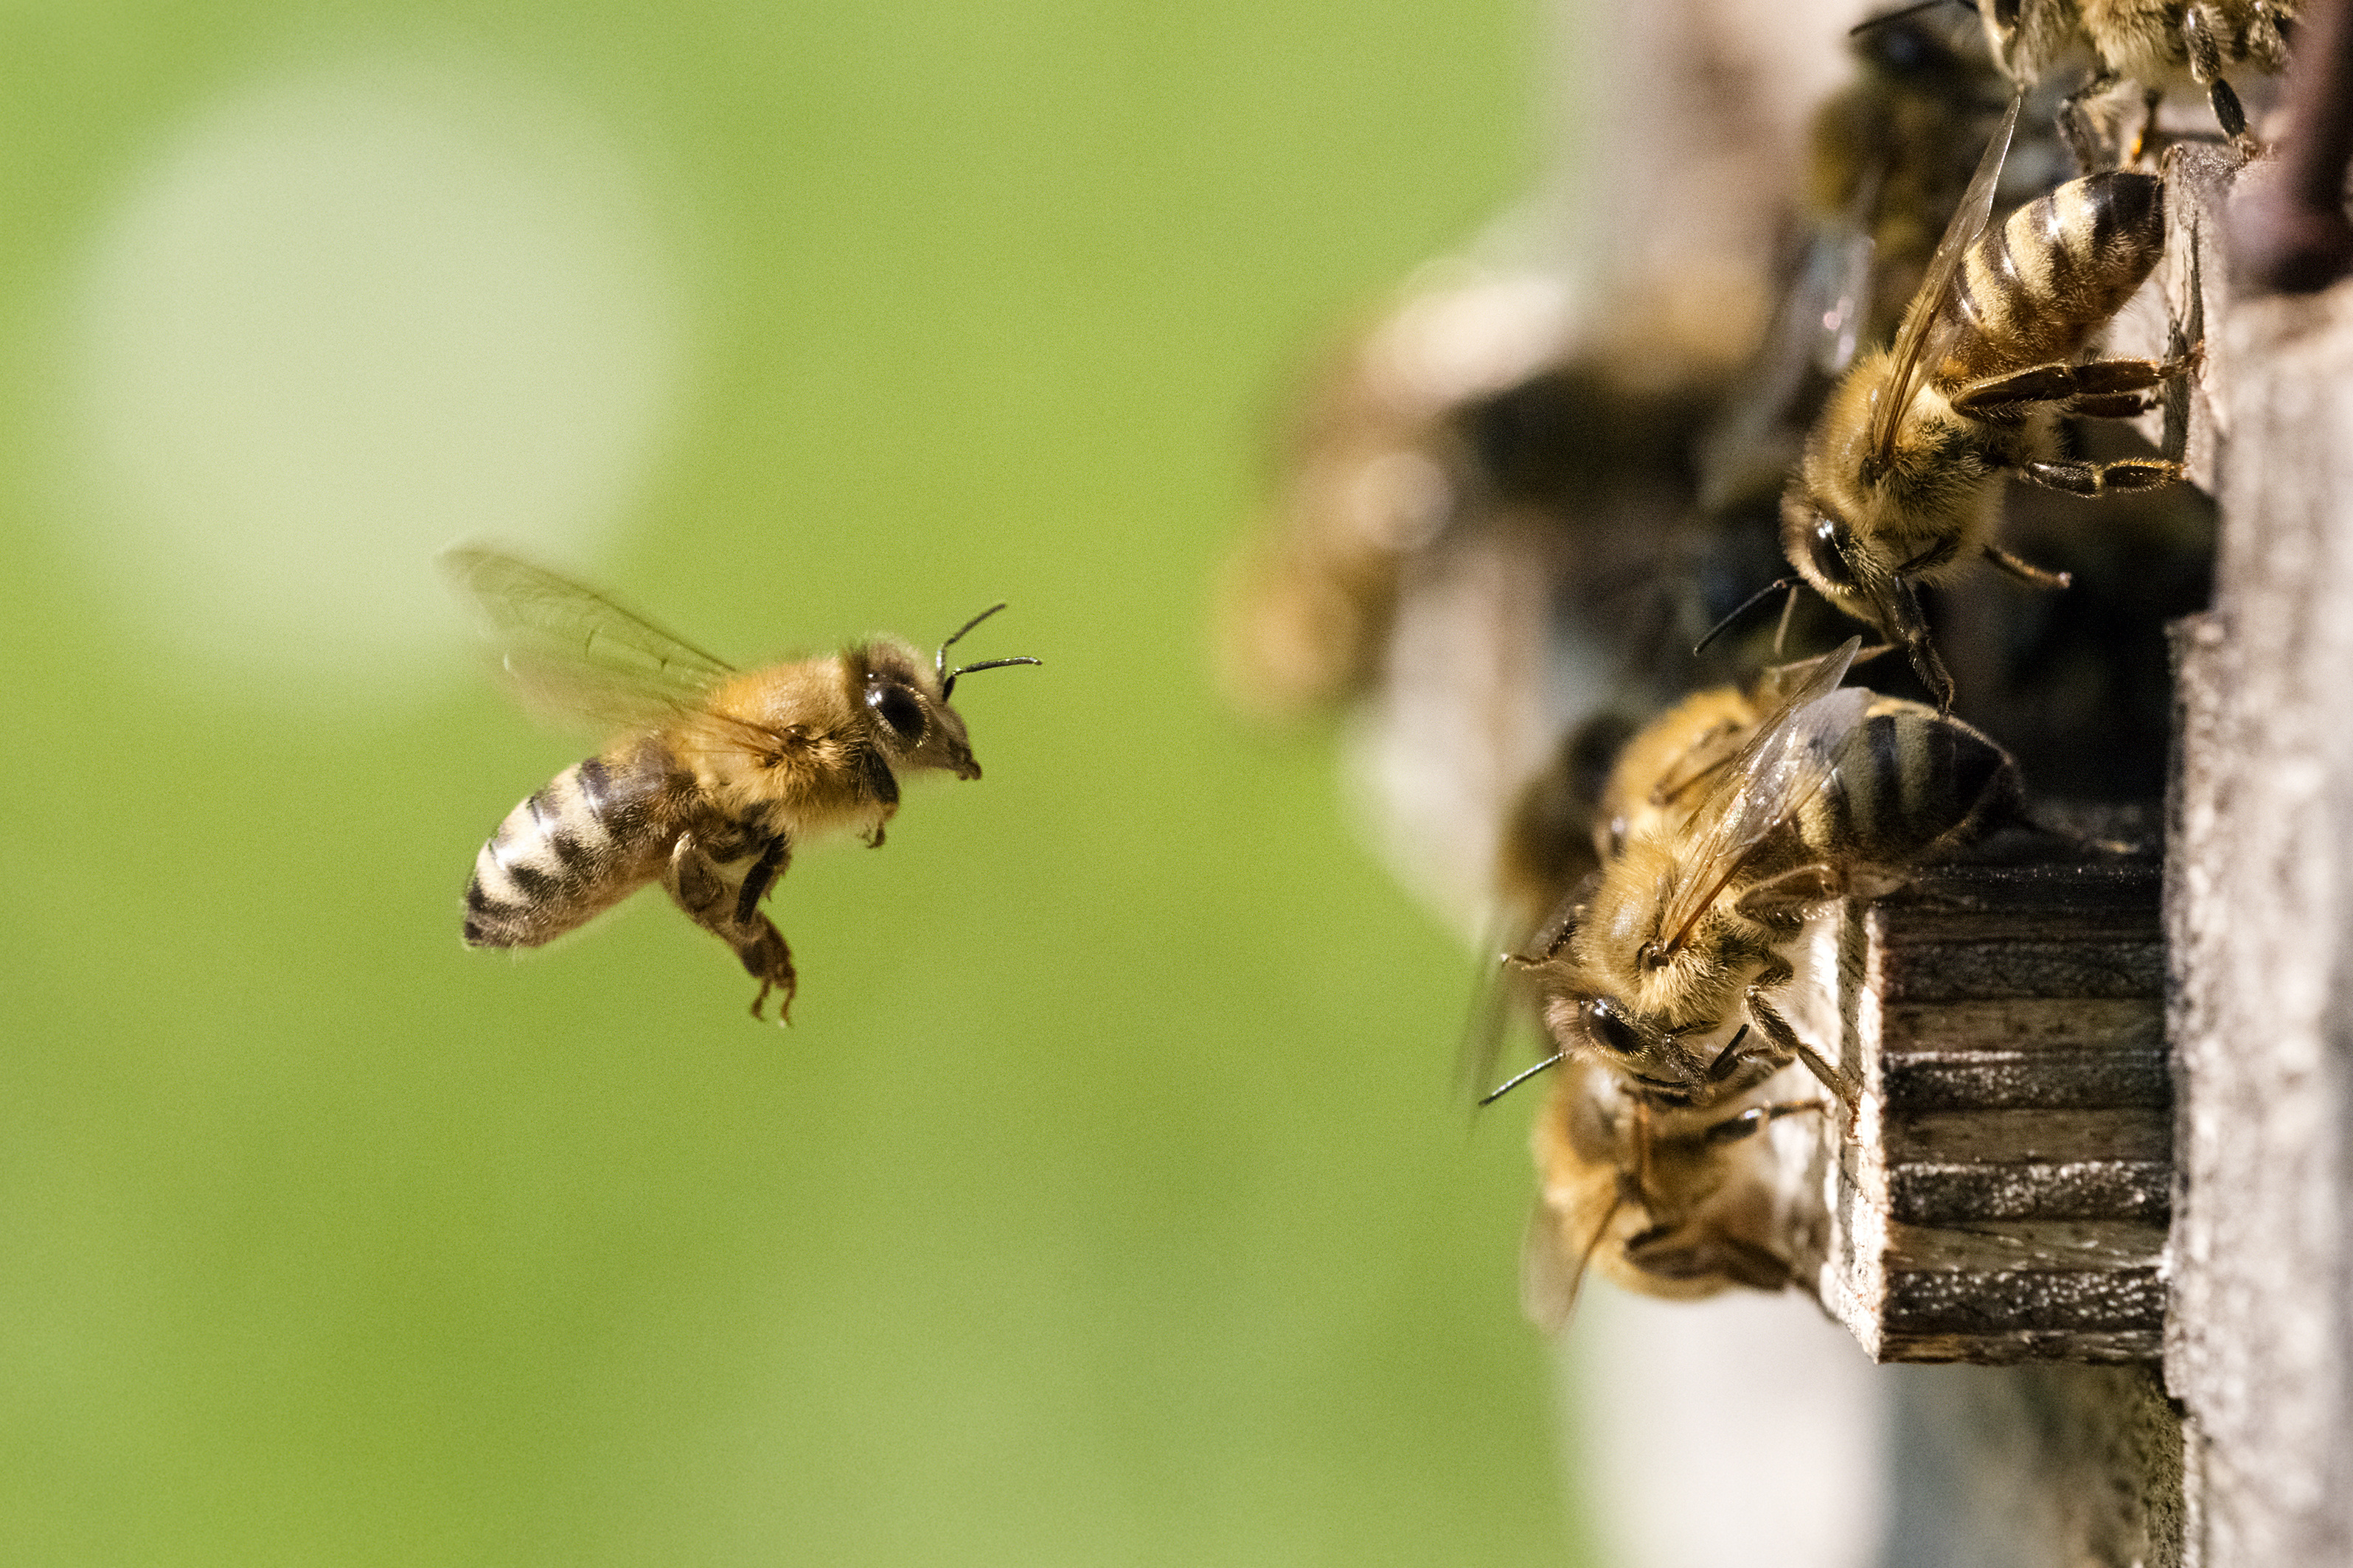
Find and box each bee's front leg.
[664,832,799,1024]
[1742,975,1859,1130]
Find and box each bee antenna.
[936,602,1011,681]
[934,603,1040,700]
[941,655,1043,703]
[1479,1052,1565,1108]
[1693,577,1798,657]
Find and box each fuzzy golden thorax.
[680,637,981,843]
[1538,834,1782,1095]
[1787,351,2010,596]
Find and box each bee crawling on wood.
[1506,639,2018,1115]
[1779,93,2197,710]
[445,547,1038,1022]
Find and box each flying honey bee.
[1977,0,2295,164]
[1780,92,2195,709]
[1514,639,2017,1110]
[1521,1054,1828,1328]
[445,546,1039,1022]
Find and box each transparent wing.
[1652,639,1868,949]
[1521,1188,1622,1334]
[442,546,740,737]
[1866,88,2023,466]
[1697,205,1879,512]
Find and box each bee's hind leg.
[1950,343,2200,423]
[2019,456,2186,495]
[740,921,798,1025]
[2183,4,2255,147]
[665,832,800,1025]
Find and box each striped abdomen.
[1934,172,2165,391]
[1796,700,2016,868]
[463,749,676,949]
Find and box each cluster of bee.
[1228,0,2267,1325]
[445,547,1038,1022]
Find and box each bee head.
[1779,489,1954,710]
[1551,994,1715,1095]
[855,641,984,780]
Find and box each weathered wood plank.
[1817,834,2173,1365]
[2161,260,2353,1568]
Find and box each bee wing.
[1697,211,1880,511]
[1521,1189,1622,1334]
[1866,88,2023,467]
[442,546,742,736]
[1652,639,1869,949]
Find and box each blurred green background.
[0,1,1581,1561]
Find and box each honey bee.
[1517,639,2017,1109]
[1977,0,2295,164]
[445,547,1039,1022]
[1496,663,1849,1325]
[1474,650,1860,1103]
[1779,92,2195,709]
[1521,1054,1828,1328]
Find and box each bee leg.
[2020,457,2187,495]
[1700,1099,1829,1146]
[665,833,800,1025]
[2183,5,2253,144]
[734,835,790,925]
[2057,70,2125,170]
[1876,577,1954,714]
[740,921,798,1025]
[1981,543,2074,590]
[1746,989,1860,1126]
[856,746,900,849]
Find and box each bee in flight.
[1508,640,2017,1112]
[445,547,1038,1022]
[1779,91,2195,709]
[1521,1053,1828,1330]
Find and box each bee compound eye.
[1579,997,1646,1063]
[866,681,926,742]
[1807,514,1859,591]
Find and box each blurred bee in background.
[1779,94,2195,708]
[1976,0,2297,165]
[1521,1054,1829,1329]
[1706,2,2012,501]
[1220,252,1745,930]
[1516,641,2017,1108]
[1216,263,1587,723]
[445,547,1038,1022]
